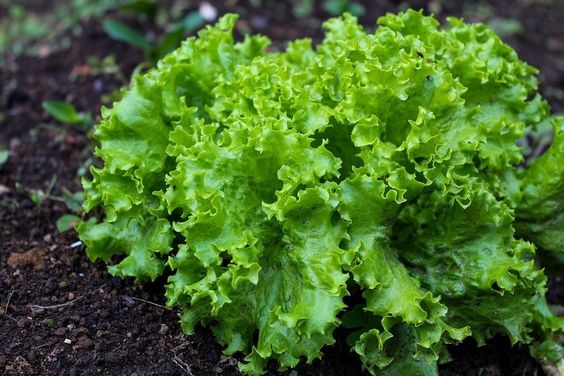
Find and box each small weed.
[103,19,151,52]
[487,18,523,37]
[41,318,55,327]
[293,0,314,18]
[103,9,206,65]
[42,101,93,128]
[77,157,94,177]
[57,214,82,232]
[323,0,366,17]
[58,189,85,232]
[0,149,8,168]
[85,55,125,81]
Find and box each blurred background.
[1,0,563,112]
[0,1,562,375]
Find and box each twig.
[95,329,129,339]
[33,342,52,351]
[125,296,172,310]
[45,196,66,203]
[3,287,14,315]
[30,297,85,311]
[29,283,107,312]
[172,343,190,352]
[172,343,194,375]
[172,357,194,375]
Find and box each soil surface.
[1,1,562,375]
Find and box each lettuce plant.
[78,10,563,375]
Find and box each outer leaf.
[516,116,564,252]
[355,325,439,376]
[78,213,172,281]
[395,186,562,352]
[339,173,469,370]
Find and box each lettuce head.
[78,10,563,375]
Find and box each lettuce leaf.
[516,117,564,252]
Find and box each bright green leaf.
[57,214,81,232]
[42,101,82,124]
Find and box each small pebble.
[93,79,104,92]
[199,2,218,22]
[250,15,269,30]
[64,339,72,344]
[123,296,135,308]
[76,336,92,350]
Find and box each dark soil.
[1,1,562,375]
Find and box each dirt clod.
[4,355,31,375]
[7,248,46,270]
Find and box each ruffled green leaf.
[78,213,172,281]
